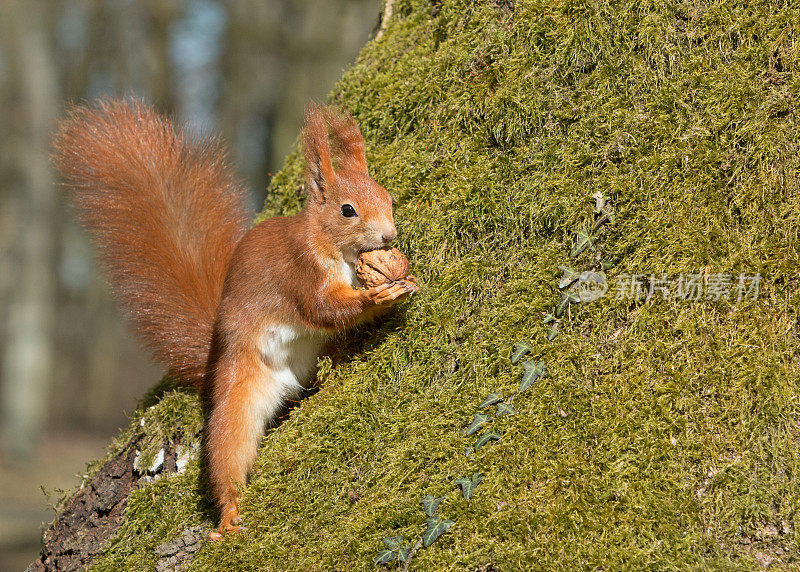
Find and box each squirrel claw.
[209,503,242,540]
[367,281,409,305]
[403,277,420,294]
[209,522,243,541]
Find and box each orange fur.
[53,99,249,386]
[54,99,419,538]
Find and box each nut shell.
[355,247,410,287]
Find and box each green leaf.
[547,322,559,341]
[465,445,474,457]
[496,402,515,416]
[421,495,445,516]
[592,208,614,232]
[555,293,570,317]
[383,536,404,550]
[558,266,580,289]
[455,473,484,500]
[601,259,615,271]
[520,360,545,391]
[571,229,595,257]
[466,412,489,435]
[474,429,501,451]
[555,291,580,318]
[423,516,454,547]
[478,393,504,408]
[542,313,557,324]
[397,547,411,563]
[374,549,396,565]
[511,341,534,364]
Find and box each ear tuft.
[302,102,336,203]
[321,106,368,174]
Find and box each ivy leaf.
[511,341,534,364]
[397,547,411,563]
[542,313,557,324]
[554,296,567,318]
[474,430,501,451]
[591,208,614,232]
[520,360,545,391]
[383,536,405,550]
[478,393,504,409]
[558,265,580,289]
[421,495,445,517]
[374,549,396,565]
[496,402,515,416]
[455,473,484,500]
[424,516,454,547]
[466,412,489,435]
[570,229,595,257]
[555,291,580,318]
[547,321,559,341]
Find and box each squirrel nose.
[382,229,397,244]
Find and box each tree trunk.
[0,0,60,460]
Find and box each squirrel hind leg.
[206,352,286,539]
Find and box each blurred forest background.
[0,0,380,567]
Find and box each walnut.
[355,247,410,287]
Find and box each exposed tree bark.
[376,0,395,40]
[26,432,192,572]
[26,435,143,572]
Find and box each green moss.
[83,387,205,571]
[89,1,800,569]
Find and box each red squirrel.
[54,99,418,539]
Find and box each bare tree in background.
[218,0,379,207]
[0,0,60,459]
[217,0,290,208]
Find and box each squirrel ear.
[302,103,336,204]
[321,106,368,174]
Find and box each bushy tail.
[54,99,249,387]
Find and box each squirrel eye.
[341,203,357,218]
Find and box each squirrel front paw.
[365,279,419,305]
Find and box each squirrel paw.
[366,279,418,305]
[209,503,243,540]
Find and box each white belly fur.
[251,260,352,426]
[259,323,326,400]
[236,324,327,439]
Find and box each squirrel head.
[302,103,396,264]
